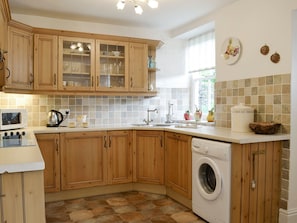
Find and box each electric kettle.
[47,110,64,127]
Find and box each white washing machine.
[192,138,231,223]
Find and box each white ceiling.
[8,0,237,32]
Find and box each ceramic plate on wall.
[221,37,241,65]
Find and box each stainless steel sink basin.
[152,123,172,127]
[174,123,199,129]
[131,123,172,127]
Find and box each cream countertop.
[0,124,289,174]
[31,124,290,144]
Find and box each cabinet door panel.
[165,132,192,198]
[58,36,95,91]
[61,132,107,190]
[231,142,281,223]
[34,34,58,90]
[129,43,148,92]
[36,133,60,192]
[7,26,33,89]
[108,130,132,184]
[2,173,24,223]
[96,40,129,91]
[134,130,164,184]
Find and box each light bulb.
[148,0,158,9]
[70,44,76,50]
[117,0,125,10]
[134,5,143,15]
[78,47,83,52]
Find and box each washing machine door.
[196,156,222,200]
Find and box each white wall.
[215,0,297,82]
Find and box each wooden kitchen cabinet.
[35,133,60,192]
[133,130,165,184]
[231,141,281,223]
[129,43,148,92]
[58,36,95,91]
[6,24,33,90]
[34,34,58,91]
[96,40,129,91]
[0,171,46,223]
[0,1,8,88]
[60,130,132,190]
[60,131,107,190]
[165,132,192,199]
[107,130,133,184]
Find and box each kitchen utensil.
[47,110,64,127]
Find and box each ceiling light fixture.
[116,0,159,15]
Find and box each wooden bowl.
[249,122,281,134]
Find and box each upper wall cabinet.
[58,36,95,91]
[6,25,33,90]
[96,40,129,91]
[34,34,58,91]
[129,43,148,92]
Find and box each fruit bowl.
[249,122,281,134]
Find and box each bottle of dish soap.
[207,108,215,122]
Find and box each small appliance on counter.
[47,110,64,127]
[231,103,254,132]
[0,108,27,130]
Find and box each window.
[187,31,215,120]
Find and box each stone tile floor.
[45,191,207,223]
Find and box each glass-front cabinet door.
[58,37,95,91]
[96,40,128,91]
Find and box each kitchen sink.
[174,123,199,129]
[131,123,172,127]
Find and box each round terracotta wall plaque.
[270,52,280,63]
[260,45,269,55]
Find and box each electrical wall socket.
[59,109,70,116]
[59,109,70,127]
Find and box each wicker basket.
[249,122,281,134]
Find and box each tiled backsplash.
[215,73,291,133]
[0,88,190,127]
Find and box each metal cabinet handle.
[104,136,107,149]
[251,149,265,190]
[29,73,34,85]
[54,73,57,85]
[5,67,11,79]
[109,136,112,148]
[55,138,59,154]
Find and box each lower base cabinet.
[231,141,282,223]
[165,132,192,199]
[133,130,165,184]
[0,171,45,223]
[61,131,107,190]
[36,133,60,193]
[37,131,133,192]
